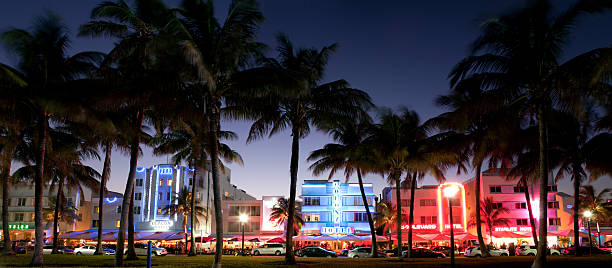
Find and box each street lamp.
[583,210,593,256]
[443,185,459,268]
[239,214,248,256]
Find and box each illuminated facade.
[300,180,375,235]
[214,196,284,237]
[382,183,468,235]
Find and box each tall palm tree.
[246,34,372,264]
[269,197,304,236]
[80,0,186,264]
[307,117,379,256]
[176,1,265,266]
[162,186,207,254]
[469,197,511,244]
[366,108,420,259]
[0,13,102,265]
[152,119,243,256]
[449,1,612,266]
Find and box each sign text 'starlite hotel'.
[300,180,375,236]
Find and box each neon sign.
[321,227,353,235]
[494,226,532,232]
[9,224,30,229]
[402,224,437,230]
[332,181,342,224]
[136,167,145,173]
[105,197,118,204]
[159,167,173,175]
[151,220,173,231]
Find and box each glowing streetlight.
[240,214,248,256]
[583,210,593,255]
[443,184,459,268]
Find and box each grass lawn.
[1,255,612,267]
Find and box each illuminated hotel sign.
[494,226,532,232]
[158,167,173,175]
[401,224,463,230]
[332,181,342,225]
[321,227,353,235]
[9,224,30,229]
[151,220,173,231]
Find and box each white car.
[516,245,560,256]
[251,243,286,256]
[74,245,115,255]
[347,247,388,258]
[124,243,167,256]
[464,246,509,257]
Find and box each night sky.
[1,0,612,199]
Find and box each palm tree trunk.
[2,151,14,256]
[51,176,65,254]
[523,181,538,246]
[126,190,137,260]
[207,102,223,268]
[394,170,403,260]
[95,142,112,255]
[356,169,377,257]
[184,217,188,254]
[189,159,198,256]
[284,127,299,265]
[31,110,48,266]
[532,106,548,268]
[572,167,581,255]
[474,162,490,257]
[115,109,143,266]
[407,172,417,258]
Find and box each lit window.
[94,206,100,214]
[159,179,164,186]
[157,208,162,214]
[304,213,321,222]
[116,220,121,227]
[167,180,172,186]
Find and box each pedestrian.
[509,243,515,256]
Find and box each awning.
[267,237,286,243]
[420,234,450,241]
[492,231,530,238]
[454,233,478,240]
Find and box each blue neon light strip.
[154,168,160,221]
[136,167,145,173]
[302,185,327,188]
[174,167,179,221]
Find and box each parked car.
[340,249,351,256]
[431,246,458,256]
[42,245,74,254]
[251,243,286,256]
[402,248,446,258]
[464,246,509,257]
[562,246,612,255]
[515,245,560,256]
[347,247,388,258]
[385,247,409,257]
[296,247,338,258]
[74,245,115,255]
[123,243,167,256]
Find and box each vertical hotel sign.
[332,181,342,225]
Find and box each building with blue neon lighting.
[300,180,375,236]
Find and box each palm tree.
[307,117,380,256]
[80,0,186,264]
[42,196,81,230]
[152,119,243,256]
[0,13,102,264]
[374,200,407,248]
[176,1,265,266]
[366,108,421,259]
[246,35,372,264]
[580,185,611,246]
[469,197,511,244]
[449,1,612,266]
[269,197,304,236]
[162,186,207,254]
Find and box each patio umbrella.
[455,233,478,240]
[312,235,335,241]
[166,232,187,240]
[267,237,286,243]
[228,237,239,242]
[337,235,363,241]
[419,234,450,241]
[292,234,312,241]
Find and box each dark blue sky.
[2,0,611,198]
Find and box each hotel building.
[300,180,376,236]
